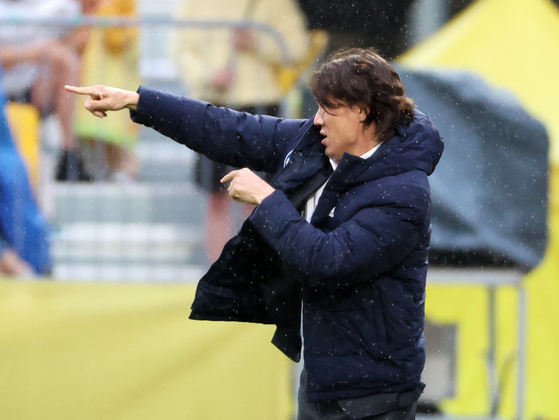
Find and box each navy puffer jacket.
[131,86,444,403]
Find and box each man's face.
[313,101,367,161]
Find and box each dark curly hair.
[310,48,414,142]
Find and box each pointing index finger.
[64,85,99,96]
[220,170,239,183]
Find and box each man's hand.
[64,85,139,118]
[221,168,275,205]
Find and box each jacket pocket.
[328,290,391,362]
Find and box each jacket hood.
[334,110,444,186]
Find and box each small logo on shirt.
[329,207,335,218]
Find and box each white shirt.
[303,144,381,222]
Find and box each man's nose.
[314,109,323,126]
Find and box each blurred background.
[0,0,558,419]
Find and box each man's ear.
[357,106,369,123]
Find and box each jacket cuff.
[129,85,157,126]
[249,190,302,242]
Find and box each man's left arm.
[249,185,430,287]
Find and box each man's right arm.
[130,86,307,173]
[66,84,308,172]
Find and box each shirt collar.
[330,143,381,171]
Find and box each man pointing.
[67,47,443,420]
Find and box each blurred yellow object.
[399,0,559,418]
[75,0,140,147]
[425,283,519,418]
[98,0,139,55]
[5,102,40,190]
[276,29,328,94]
[0,281,293,420]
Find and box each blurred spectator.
[0,66,52,278]
[74,0,141,182]
[171,0,310,262]
[0,0,94,181]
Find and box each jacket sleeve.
[130,86,308,172]
[249,184,431,288]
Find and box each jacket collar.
[329,110,444,188]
